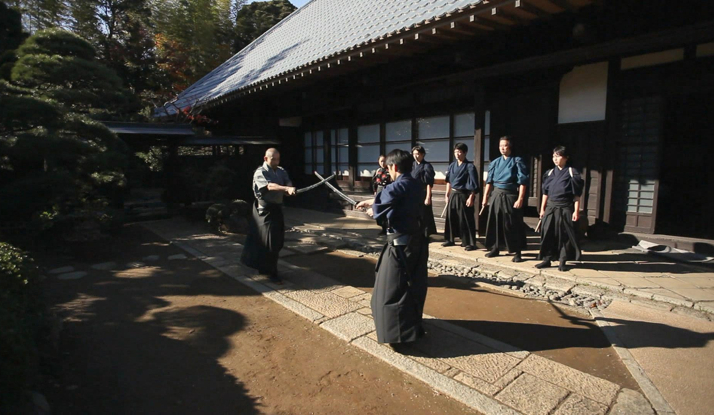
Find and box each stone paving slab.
[286,243,329,254]
[495,373,569,415]
[669,287,714,302]
[90,262,117,270]
[281,289,362,317]
[413,325,521,383]
[281,268,344,293]
[640,289,694,308]
[49,266,75,274]
[609,389,656,415]
[320,313,374,341]
[553,394,608,415]
[454,371,501,396]
[676,276,714,288]
[331,286,366,299]
[57,271,88,280]
[516,354,620,405]
[351,336,521,415]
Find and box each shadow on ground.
[39,225,260,414]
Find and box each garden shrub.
[205,200,250,234]
[0,242,45,412]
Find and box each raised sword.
[313,171,357,206]
[295,172,336,194]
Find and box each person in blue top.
[481,136,529,262]
[536,146,584,271]
[442,142,480,251]
[356,149,428,350]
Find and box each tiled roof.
[161,0,484,115]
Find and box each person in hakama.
[240,148,295,284]
[356,149,428,348]
[536,146,584,271]
[372,155,392,235]
[442,143,480,251]
[482,136,529,262]
[411,145,437,238]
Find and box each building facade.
[160,0,714,242]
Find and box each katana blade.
[314,171,357,206]
[295,172,336,194]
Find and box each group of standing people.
[241,139,584,351]
[441,137,583,272]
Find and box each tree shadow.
[395,312,714,360]
[38,225,262,414]
[577,253,711,275]
[595,316,714,349]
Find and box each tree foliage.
[5,0,299,106]
[71,0,160,96]
[0,29,130,228]
[233,0,295,53]
[0,1,28,80]
[151,0,243,95]
[11,28,135,116]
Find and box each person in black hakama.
[240,148,296,284]
[372,155,392,235]
[442,142,480,251]
[536,146,584,272]
[356,150,428,349]
[482,136,529,262]
[411,145,437,238]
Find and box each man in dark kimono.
[536,146,584,271]
[482,136,529,262]
[356,149,428,349]
[442,142,480,251]
[240,148,295,284]
[411,145,437,238]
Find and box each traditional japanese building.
[158,0,714,247]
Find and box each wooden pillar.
[473,85,487,237]
[601,58,621,225]
[348,121,357,190]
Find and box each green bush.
[0,242,38,291]
[0,242,44,412]
[205,203,229,230]
[205,200,250,234]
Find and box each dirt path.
[38,225,479,414]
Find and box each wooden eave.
[195,0,595,111]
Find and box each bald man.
[240,148,295,284]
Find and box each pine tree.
[0,29,130,226]
[152,0,245,95]
[0,1,29,80]
[12,28,136,117]
[233,0,296,53]
[68,0,160,107]
[5,0,67,33]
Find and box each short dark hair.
[553,146,568,158]
[386,149,413,174]
[454,142,468,153]
[411,145,425,155]
[499,136,513,146]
